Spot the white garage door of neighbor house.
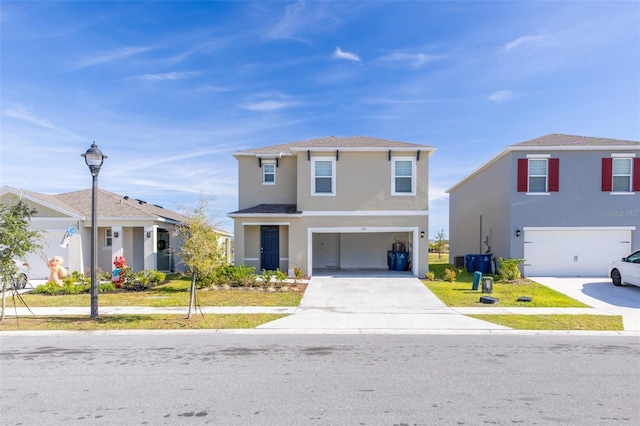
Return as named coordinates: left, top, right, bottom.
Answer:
left=523, top=229, right=631, bottom=277
left=24, top=231, right=70, bottom=280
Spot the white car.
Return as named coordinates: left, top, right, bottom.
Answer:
left=609, top=250, right=640, bottom=287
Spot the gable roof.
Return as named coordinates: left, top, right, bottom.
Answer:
left=55, top=189, right=189, bottom=223
left=233, top=135, right=436, bottom=157
left=446, top=133, right=640, bottom=193
left=1, top=186, right=86, bottom=218
left=1, top=186, right=185, bottom=223
left=511, top=133, right=640, bottom=147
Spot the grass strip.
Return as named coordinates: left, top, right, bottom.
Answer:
left=0, top=314, right=288, bottom=331
left=468, top=314, right=624, bottom=330
left=425, top=263, right=589, bottom=308
left=16, top=285, right=304, bottom=307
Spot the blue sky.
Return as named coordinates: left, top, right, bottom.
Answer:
left=1, top=1, right=639, bottom=237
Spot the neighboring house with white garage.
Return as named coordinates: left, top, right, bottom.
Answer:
left=447, top=134, right=640, bottom=277
left=0, top=186, right=232, bottom=280
left=228, top=136, right=435, bottom=278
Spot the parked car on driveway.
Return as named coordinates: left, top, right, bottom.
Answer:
left=609, top=250, right=640, bottom=287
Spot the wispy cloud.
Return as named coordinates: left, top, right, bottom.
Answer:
left=69, top=46, right=154, bottom=70
left=488, top=90, right=517, bottom=103
left=333, top=46, right=361, bottom=62
left=265, top=1, right=336, bottom=43
left=2, top=106, right=82, bottom=138
left=241, top=92, right=299, bottom=111
left=503, top=35, right=545, bottom=53
left=134, top=71, right=201, bottom=81
left=380, top=52, right=433, bottom=68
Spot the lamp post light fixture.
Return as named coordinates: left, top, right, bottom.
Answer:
left=82, top=142, right=107, bottom=318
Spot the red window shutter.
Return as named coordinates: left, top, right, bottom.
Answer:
left=601, top=158, right=612, bottom=192
left=548, top=158, right=559, bottom=192
left=517, top=159, right=528, bottom=192
left=634, top=158, right=640, bottom=191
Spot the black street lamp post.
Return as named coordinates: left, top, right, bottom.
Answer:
left=82, top=142, right=107, bottom=318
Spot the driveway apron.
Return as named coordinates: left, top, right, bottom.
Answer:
left=258, top=272, right=508, bottom=331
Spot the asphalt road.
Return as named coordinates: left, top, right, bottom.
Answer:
left=1, top=333, right=639, bottom=425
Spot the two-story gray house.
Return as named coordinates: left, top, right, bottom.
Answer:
left=447, top=134, right=640, bottom=277
left=228, top=136, right=435, bottom=278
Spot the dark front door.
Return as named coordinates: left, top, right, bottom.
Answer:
left=261, top=226, right=279, bottom=271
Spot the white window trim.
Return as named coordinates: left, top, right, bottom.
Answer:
left=611, top=157, right=633, bottom=193
left=527, top=158, right=548, bottom=193
left=311, top=157, right=336, bottom=196
left=262, top=161, right=276, bottom=185
left=104, top=228, right=113, bottom=247
left=391, top=156, right=416, bottom=196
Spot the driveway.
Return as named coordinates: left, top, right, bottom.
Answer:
left=530, top=277, right=640, bottom=331
left=258, top=271, right=509, bottom=331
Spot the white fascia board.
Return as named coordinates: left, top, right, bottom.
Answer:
left=523, top=226, right=636, bottom=231
left=232, top=152, right=293, bottom=158
left=290, top=146, right=436, bottom=154
left=302, top=210, right=427, bottom=216
left=228, top=213, right=303, bottom=218
left=1, top=189, right=85, bottom=219
left=241, top=222, right=291, bottom=226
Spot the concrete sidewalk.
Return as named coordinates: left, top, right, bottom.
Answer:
left=3, top=275, right=638, bottom=333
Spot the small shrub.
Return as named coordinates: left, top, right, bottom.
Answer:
left=261, top=269, right=275, bottom=287
left=442, top=268, right=457, bottom=282
left=498, top=257, right=524, bottom=281
left=425, top=271, right=435, bottom=281
left=275, top=269, right=287, bottom=286
left=293, top=267, right=304, bottom=283
left=98, top=282, right=115, bottom=292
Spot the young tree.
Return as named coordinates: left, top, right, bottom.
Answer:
left=433, top=229, right=448, bottom=261
left=173, top=195, right=226, bottom=319
left=0, top=200, right=44, bottom=321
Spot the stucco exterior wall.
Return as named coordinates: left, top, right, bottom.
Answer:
left=237, top=156, right=297, bottom=209
left=510, top=149, right=640, bottom=258
left=449, top=155, right=512, bottom=261
left=296, top=151, right=428, bottom=212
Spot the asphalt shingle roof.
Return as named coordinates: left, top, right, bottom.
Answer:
left=235, top=135, right=434, bottom=156
left=229, top=204, right=300, bottom=215
left=512, top=133, right=640, bottom=147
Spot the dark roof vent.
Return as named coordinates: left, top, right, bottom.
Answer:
left=154, top=204, right=163, bottom=209
left=124, top=196, right=129, bottom=200
left=137, top=199, right=146, bottom=204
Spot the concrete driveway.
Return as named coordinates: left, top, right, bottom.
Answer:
left=530, top=277, right=640, bottom=331
left=258, top=271, right=509, bottom=331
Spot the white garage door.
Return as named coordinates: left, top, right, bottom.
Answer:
left=24, top=230, right=70, bottom=280
left=523, top=228, right=631, bottom=277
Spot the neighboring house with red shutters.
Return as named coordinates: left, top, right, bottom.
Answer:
left=447, top=134, right=640, bottom=277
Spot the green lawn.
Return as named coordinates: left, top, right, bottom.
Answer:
left=0, top=314, right=287, bottom=331
left=13, top=276, right=304, bottom=308
left=468, top=314, right=624, bottom=331
left=424, top=263, right=589, bottom=308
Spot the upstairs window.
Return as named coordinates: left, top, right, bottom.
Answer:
left=263, top=162, right=275, bottom=185
left=392, top=158, right=416, bottom=195
left=528, top=159, right=547, bottom=192
left=312, top=158, right=335, bottom=195
left=603, top=156, right=639, bottom=192
left=517, top=157, right=559, bottom=193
